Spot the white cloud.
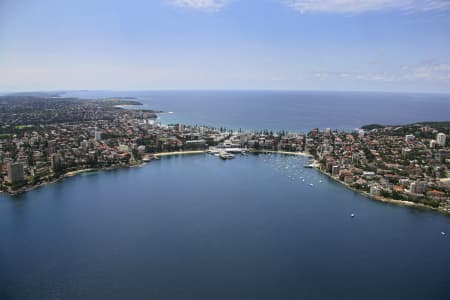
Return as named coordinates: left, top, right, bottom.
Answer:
left=283, top=0, right=450, bottom=14
left=313, top=71, right=397, bottom=82
left=403, top=63, right=450, bottom=80
left=312, top=63, right=450, bottom=82
left=167, top=0, right=230, bottom=11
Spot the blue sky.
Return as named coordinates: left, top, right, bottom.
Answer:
left=1, top=0, right=450, bottom=92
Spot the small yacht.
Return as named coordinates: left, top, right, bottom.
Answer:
left=309, top=183, right=314, bottom=187
left=219, top=152, right=235, bottom=160
left=441, top=232, right=446, bottom=236
left=351, top=213, right=355, bottom=218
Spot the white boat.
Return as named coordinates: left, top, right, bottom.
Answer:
left=207, top=149, right=221, bottom=155
left=351, top=213, right=355, bottom=218
left=441, top=232, right=446, bottom=236
left=219, top=152, right=235, bottom=160
left=309, top=183, right=314, bottom=187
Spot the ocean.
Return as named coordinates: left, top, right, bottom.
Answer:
left=64, top=90, right=450, bottom=132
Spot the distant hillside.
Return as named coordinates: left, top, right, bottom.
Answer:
left=362, top=121, right=450, bottom=131
left=6, top=91, right=63, bottom=98
left=361, top=124, right=386, bottom=130
left=415, top=121, right=450, bottom=128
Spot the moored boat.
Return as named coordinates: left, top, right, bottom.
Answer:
left=219, top=152, right=235, bottom=160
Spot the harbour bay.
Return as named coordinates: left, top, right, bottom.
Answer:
left=1, top=154, right=449, bottom=299
left=1, top=91, right=450, bottom=299
left=3, top=0, right=450, bottom=298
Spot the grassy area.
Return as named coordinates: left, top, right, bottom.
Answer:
left=14, top=125, right=33, bottom=129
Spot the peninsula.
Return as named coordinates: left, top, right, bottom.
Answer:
left=0, top=95, right=448, bottom=214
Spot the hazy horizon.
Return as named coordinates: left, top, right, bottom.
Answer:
left=2, top=89, right=450, bottom=96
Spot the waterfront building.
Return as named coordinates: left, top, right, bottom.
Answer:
left=436, top=133, right=446, bottom=147
left=370, top=185, right=381, bottom=196
left=344, top=175, right=355, bottom=184
left=326, top=160, right=335, bottom=173
left=137, top=145, right=146, bottom=153
left=6, top=162, right=24, bottom=184
left=409, top=181, right=427, bottom=194
left=332, top=165, right=340, bottom=177
left=50, top=154, right=62, bottom=171
left=34, top=161, right=50, bottom=177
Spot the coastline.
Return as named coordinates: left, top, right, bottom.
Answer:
left=314, top=165, right=450, bottom=215
left=251, top=150, right=313, bottom=157
left=154, top=150, right=206, bottom=157
left=1, top=150, right=448, bottom=216
left=1, top=163, right=146, bottom=197
left=0, top=151, right=208, bottom=197
left=0, top=150, right=305, bottom=197
left=64, top=168, right=96, bottom=177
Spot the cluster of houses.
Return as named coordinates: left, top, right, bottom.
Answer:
left=1, top=101, right=449, bottom=212
left=310, top=125, right=449, bottom=209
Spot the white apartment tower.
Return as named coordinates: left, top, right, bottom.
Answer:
left=436, top=133, right=446, bottom=147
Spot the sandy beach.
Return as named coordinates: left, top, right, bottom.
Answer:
left=154, top=151, right=206, bottom=157
left=251, top=150, right=313, bottom=157
left=64, top=168, right=96, bottom=177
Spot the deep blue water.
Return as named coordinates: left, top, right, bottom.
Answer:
left=64, top=90, right=450, bottom=132
left=1, top=154, right=450, bottom=299
left=2, top=91, right=450, bottom=298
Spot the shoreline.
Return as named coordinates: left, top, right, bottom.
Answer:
left=64, top=168, right=96, bottom=177
left=314, top=165, right=450, bottom=215
left=0, top=150, right=307, bottom=197
left=154, top=150, right=206, bottom=157
left=251, top=150, right=313, bottom=157
left=0, top=152, right=209, bottom=196
left=2, top=151, right=449, bottom=215
left=1, top=163, right=146, bottom=197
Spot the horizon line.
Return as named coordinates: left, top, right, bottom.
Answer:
left=2, top=88, right=450, bottom=96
